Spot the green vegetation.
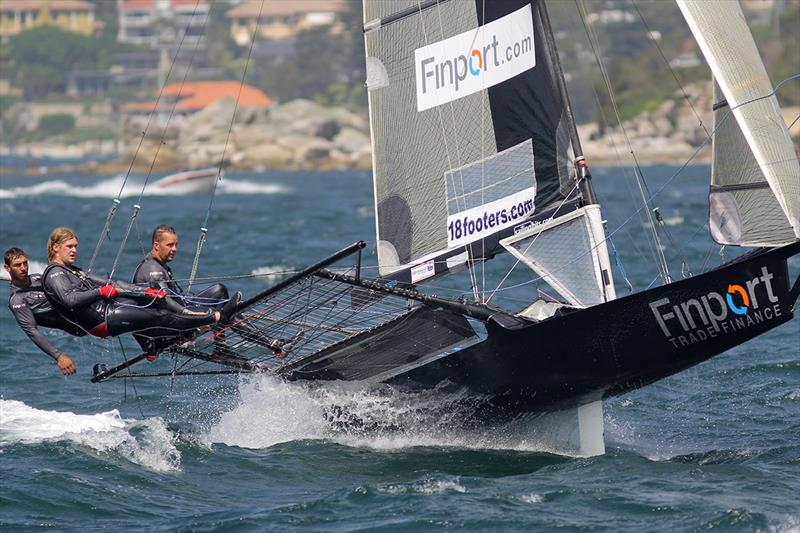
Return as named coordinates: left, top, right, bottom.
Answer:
left=61, top=126, right=116, bottom=145
left=556, top=0, right=799, bottom=123
left=247, top=3, right=366, bottom=108
left=6, top=26, right=139, bottom=99
left=37, top=114, right=75, bottom=136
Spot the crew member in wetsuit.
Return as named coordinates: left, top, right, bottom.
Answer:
left=132, top=225, right=297, bottom=355
left=5, top=247, right=81, bottom=376
left=41, top=227, right=240, bottom=345
left=132, top=224, right=228, bottom=307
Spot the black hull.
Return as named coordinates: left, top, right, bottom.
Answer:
left=287, top=242, right=799, bottom=419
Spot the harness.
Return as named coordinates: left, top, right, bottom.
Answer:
left=41, top=263, right=109, bottom=338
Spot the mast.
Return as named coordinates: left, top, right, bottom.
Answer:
left=537, top=0, right=596, bottom=206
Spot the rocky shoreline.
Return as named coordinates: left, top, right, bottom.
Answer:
left=3, top=89, right=798, bottom=176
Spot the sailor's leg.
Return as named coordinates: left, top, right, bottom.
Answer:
left=105, top=302, right=216, bottom=338
left=193, top=283, right=229, bottom=308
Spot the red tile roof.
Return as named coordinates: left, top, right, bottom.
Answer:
left=121, top=81, right=272, bottom=113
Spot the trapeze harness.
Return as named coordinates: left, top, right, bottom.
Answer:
left=132, top=253, right=229, bottom=307
left=41, top=263, right=217, bottom=340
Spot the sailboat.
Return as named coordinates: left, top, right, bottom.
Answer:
left=92, top=0, right=799, bottom=456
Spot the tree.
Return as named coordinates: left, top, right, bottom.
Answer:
left=7, top=26, right=139, bottom=99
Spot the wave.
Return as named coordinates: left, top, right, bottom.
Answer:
left=0, top=175, right=287, bottom=199
left=0, top=399, right=180, bottom=472
left=204, top=375, right=585, bottom=455
left=249, top=264, right=295, bottom=283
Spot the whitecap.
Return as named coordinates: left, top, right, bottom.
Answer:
left=0, top=176, right=286, bottom=199
left=250, top=265, right=295, bottom=283
left=0, top=399, right=180, bottom=472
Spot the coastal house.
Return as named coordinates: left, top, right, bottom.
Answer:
left=121, top=80, right=273, bottom=118
left=0, top=0, right=96, bottom=43
left=225, top=0, right=348, bottom=47
left=117, top=0, right=208, bottom=50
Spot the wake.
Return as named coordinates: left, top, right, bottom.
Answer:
left=0, top=175, right=286, bottom=199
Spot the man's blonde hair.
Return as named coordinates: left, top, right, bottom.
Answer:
left=47, top=227, right=77, bottom=263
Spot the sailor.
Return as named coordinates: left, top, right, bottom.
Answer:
left=5, top=247, right=82, bottom=376
left=132, top=224, right=229, bottom=307
left=132, top=224, right=297, bottom=355
left=41, top=227, right=240, bottom=346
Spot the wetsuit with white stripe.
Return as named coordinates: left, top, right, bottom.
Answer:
left=8, top=274, right=84, bottom=361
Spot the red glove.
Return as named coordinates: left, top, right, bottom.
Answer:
left=99, top=284, right=119, bottom=299
left=145, top=287, right=167, bottom=299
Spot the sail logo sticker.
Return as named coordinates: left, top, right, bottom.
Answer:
left=414, top=5, right=535, bottom=112
left=447, top=187, right=536, bottom=248
left=410, top=259, right=436, bottom=284
left=649, top=267, right=781, bottom=348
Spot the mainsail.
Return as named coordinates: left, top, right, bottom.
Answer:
left=678, top=0, right=800, bottom=246
left=363, top=0, right=588, bottom=281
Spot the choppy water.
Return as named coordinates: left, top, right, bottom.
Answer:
left=1, top=166, right=798, bottom=531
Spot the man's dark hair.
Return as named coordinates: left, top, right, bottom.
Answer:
left=4, top=247, right=26, bottom=265
left=152, top=225, right=178, bottom=245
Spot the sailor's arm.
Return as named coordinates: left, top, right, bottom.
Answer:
left=9, top=300, right=75, bottom=374
left=85, top=272, right=138, bottom=293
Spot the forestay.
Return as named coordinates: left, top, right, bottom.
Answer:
left=678, top=0, right=800, bottom=246
left=363, top=0, right=585, bottom=279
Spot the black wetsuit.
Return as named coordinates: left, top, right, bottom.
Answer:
left=132, top=253, right=228, bottom=306
left=42, top=263, right=217, bottom=340
left=131, top=255, right=279, bottom=353
left=8, top=274, right=85, bottom=361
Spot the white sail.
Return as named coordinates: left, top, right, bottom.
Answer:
left=709, top=80, right=797, bottom=245
left=678, top=0, right=800, bottom=245
left=500, top=205, right=615, bottom=307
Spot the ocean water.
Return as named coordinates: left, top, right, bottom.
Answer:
left=1, top=166, right=798, bottom=531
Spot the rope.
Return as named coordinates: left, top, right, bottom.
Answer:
left=188, top=0, right=265, bottom=291
left=472, top=75, right=800, bottom=298
left=576, top=0, right=671, bottom=284
left=630, top=0, right=711, bottom=139
left=88, top=0, right=207, bottom=274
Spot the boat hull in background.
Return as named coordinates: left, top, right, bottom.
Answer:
left=152, top=168, right=218, bottom=194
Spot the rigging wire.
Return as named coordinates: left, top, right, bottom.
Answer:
left=187, top=0, right=264, bottom=293
left=117, top=337, right=145, bottom=418
left=106, top=4, right=210, bottom=281
left=429, top=0, right=481, bottom=301
left=575, top=0, right=672, bottom=284
left=88, top=0, right=206, bottom=274
left=630, top=0, right=711, bottom=139
left=478, top=74, right=800, bottom=298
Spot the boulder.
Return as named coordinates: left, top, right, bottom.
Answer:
left=333, top=127, right=370, bottom=154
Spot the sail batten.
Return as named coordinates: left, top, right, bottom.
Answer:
left=678, top=0, right=800, bottom=245
left=364, top=0, right=588, bottom=277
